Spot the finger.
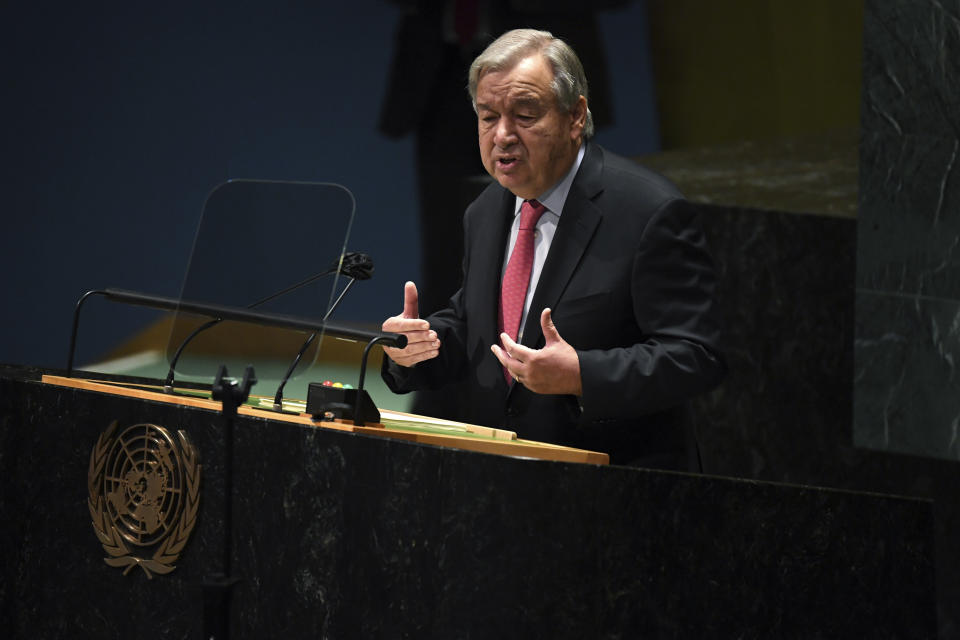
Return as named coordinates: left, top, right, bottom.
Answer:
left=385, top=338, right=439, bottom=359
left=396, top=329, right=437, bottom=345
left=382, top=316, right=431, bottom=333
left=411, top=349, right=440, bottom=364
left=385, top=346, right=440, bottom=367
left=490, top=344, right=518, bottom=374
left=402, top=281, right=419, bottom=319
left=540, top=308, right=562, bottom=344
left=499, top=332, right=533, bottom=362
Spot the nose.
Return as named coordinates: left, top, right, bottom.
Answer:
left=494, top=116, right=518, bottom=149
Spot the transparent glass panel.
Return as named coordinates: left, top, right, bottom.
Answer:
left=164, top=180, right=353, bottom=392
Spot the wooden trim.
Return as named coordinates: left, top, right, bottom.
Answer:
left=40, top=375, right=609, bottom=465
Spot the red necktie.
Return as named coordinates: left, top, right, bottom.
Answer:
left=499, top=199, right=546, bottom=380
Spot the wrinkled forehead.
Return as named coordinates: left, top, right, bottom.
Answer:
left=479, top=52, right=553, bottom=78
left=475, top=55, right=556, bottom=102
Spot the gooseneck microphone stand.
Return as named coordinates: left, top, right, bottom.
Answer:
left=163, top=252, right=371, bottom=393
left=272, top=254, right=374, bottom=410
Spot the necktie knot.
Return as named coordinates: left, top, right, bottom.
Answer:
left=519, top=200, right=546, bottom=230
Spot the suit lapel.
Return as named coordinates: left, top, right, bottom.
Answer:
left=521, top=144, right=605, bottom=349
left=473, top=187, right=515, bottom=345
left=470, top=188, right=515, bottom=396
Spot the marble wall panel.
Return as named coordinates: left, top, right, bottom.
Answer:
left=696, top=207, right=856, bottom=482
left=854, top=290, right=960, bottom=459
left=861, top=0, right=960, bottom=139
left=853, top=2, right=960, bottom=630
left=856, top=0, right=960, bottom=467
left=857, top=131, right=960, bottom=297
left=594, top=466, right=936, bottom=638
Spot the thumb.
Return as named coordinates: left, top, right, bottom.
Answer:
left=402, top=281, right=420, bottom=319
left=541, top=308, right=562, bottom=344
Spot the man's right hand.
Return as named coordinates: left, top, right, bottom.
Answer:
left=381, top=281, right=441, bottom=367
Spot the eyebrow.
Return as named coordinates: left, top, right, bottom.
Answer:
left=513, top=97, right=542, bottom=109
left=476, top=97, right=543, bottom=113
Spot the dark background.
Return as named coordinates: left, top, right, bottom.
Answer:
left=0, top=0, right=657, bottom=368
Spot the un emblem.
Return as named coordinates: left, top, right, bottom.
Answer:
left=88, top=421, right=201, bottom=578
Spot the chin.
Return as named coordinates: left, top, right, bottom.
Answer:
left=495, top=170, right=524, bottom=188
left=498, top=179, right=528, bottom=197
left=493, top=173, right=514, bottom=189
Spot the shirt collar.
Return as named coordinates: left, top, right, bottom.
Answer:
left=513, top=142, right=587, bottom=217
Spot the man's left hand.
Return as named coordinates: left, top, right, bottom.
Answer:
left=491, top=308, right=583, bottom=396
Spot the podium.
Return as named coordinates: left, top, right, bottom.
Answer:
left=0, top=365, right=936, bottom=638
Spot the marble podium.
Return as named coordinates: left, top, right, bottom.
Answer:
left=0, top=365, right=935, bottom=638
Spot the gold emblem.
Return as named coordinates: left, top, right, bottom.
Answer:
left=88, top=421, right=201, bottom=578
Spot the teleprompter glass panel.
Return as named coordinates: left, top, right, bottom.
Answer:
left=165, top=180, right=354, bottom=388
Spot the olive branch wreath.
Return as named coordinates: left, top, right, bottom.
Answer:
left=88, top=422, right=201, bottom=579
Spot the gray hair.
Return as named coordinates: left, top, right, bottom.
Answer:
left=468, top=29, right=594, bottom=140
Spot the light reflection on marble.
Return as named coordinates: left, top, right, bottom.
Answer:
left=637, top=130, right=859, bottom=219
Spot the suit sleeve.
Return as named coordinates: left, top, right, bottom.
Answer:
left=576, top=198, right=726, bottom=422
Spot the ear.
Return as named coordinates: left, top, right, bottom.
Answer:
left=569, top=95, right=587, bottom=139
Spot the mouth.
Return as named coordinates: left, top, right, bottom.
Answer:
left=496, top=156, right=519, bottom=170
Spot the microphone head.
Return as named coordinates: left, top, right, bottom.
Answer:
left=339, top=251, right=374, bottom=281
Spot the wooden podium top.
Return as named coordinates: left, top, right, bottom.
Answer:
left=41, top=375, right=609, bottom=465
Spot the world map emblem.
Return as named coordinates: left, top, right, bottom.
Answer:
left=88, top=421, right=201, bottom=578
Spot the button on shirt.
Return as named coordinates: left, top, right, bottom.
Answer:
left=501, top=143, right=587, bottom=341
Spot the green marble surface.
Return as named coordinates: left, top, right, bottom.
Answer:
left=638, top=130, right=858, bottom=218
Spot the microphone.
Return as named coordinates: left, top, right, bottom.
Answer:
left=337, top=250, right=374, bottom=281
left=163, top=251, right=371, bottom=392
left=271, top=253, right=374, bottom=410
left=321, top=251, right=374, bottom=317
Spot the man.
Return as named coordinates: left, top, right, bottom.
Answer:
left=381, top=29, right=725, bottom=470
left=378, top=1, right=625, bottom=317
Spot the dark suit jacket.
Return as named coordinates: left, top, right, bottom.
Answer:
left=383, top=144, right=726, bottom=469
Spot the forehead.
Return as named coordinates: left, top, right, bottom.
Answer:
left=476, top=54, right=555, bottom=105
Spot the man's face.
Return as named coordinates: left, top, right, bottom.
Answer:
left=475, top=54, right=586, bottom=200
